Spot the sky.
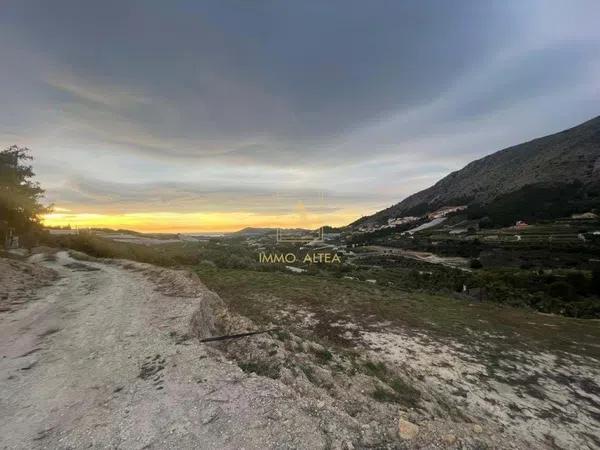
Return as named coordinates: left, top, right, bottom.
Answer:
left=1, top=1, right=600, bottom=232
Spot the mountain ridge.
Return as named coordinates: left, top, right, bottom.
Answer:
left=356, top=115, right=600, bottom=226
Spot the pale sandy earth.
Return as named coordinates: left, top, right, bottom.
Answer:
left=357, top=329, right=600, bottom=449
left=367, top=246, right=471, bottom=270
left=0, top=252, right=337, bottom=449
left=1, top=252, right=599, bottom=449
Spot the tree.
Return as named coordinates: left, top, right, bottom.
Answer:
left=0, top=146, right=49, bottom=244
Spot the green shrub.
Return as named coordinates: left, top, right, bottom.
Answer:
left=363, top=360, right=388, bottom=379
left=592, top=271, right=600, bottom=296
left=548, top=281, right=575, bottom=301
left=238, top=361, right=280, bottom=379
left=311, top=347, right=333, bottom=362
left=470, top=259, right=483, bottom=269
left=565, top=272, right=588, bottom=295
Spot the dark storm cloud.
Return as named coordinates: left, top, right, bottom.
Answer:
left=1, top=1, right=515, bottom=158
left=44, top=176, right=382, bottom=215
left=1, top=0, right=599, bottom=219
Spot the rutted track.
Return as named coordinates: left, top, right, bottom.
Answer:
left=0, top=252, right=330, bottom=449
left=3, top=251, right=598, bottom=449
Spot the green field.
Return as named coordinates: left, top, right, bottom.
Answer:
left=195, top=265, right=600, bottom=361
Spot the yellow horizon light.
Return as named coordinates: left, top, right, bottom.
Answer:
left=41, top=209, right=360, bottom=233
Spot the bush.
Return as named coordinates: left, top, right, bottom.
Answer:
left=565, top=272, right=588, bottom=295
left=238, top=361, right=280, bottom=379
left=470, top=259, right=483, bottom=269
left=592, top=270, right=600, bottom=296
left=478, top=216, right=494, bottom=229
left=548, top=281, right=575, bottom=301
left=564, top=299, right=600, bottom=318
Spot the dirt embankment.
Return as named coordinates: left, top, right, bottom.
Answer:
left=2, top=251, right=598, bottom=449
left=99, top=259, right=506, bottom=449
left=1, top=252, right=337, bottom=449
left=0, top=254, right=58, bottom=313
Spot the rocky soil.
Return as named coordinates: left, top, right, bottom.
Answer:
left=0, top=252, right=338, bottom=449
left=0, top=253, right=58, bottom=313
left=1, top=251, right=598, bottom=449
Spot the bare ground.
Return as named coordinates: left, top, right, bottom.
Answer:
left=1, top=252, right=599, bottom=449
left=0, top=252, right=349, bottom=449
left=195, top=268, right=600, bottom=449
left=0, top=254, right=58, bottom=313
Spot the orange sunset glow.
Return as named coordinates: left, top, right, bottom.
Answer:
left=41, top=209, right=363, bottom=233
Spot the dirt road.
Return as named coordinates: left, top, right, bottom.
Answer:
left=0, top=252, right=331, bottom=449
left=364, top=245, right=471, bottom=270
left=3, top=251, right=599, bottom=449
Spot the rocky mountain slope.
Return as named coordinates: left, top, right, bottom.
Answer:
left=357, top=115, right=600, bottom=225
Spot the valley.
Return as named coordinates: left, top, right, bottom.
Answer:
left=2, top=4, right=600, bottom=448
left=4, top=113, right=600, bottom=449
left=3, top=226, right=599, bottom=448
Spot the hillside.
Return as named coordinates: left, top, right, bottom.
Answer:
left=230, top=227, right=276, bottom=237
left=358, top=115, right=600, bottom=225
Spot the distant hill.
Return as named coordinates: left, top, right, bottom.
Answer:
left=356, top=115, right=600, bottom=226
left=230, top=227, right=276, bottom=237
left=231, top=226, right=338, bottom=237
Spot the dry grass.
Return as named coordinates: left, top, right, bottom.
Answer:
left=194, top=265, right=600, bottom=361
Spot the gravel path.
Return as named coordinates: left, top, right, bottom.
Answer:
left=0, top=252, right=330, bottom=449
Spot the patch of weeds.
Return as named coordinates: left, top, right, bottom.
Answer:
left=363, top=360, right=388, bottom=379
left=363, top=359, right=421, bottom=408
left=238, top=360, right=280, bottom=379
left=332, top=363, right=346, bottom=374
left=311, top=347, right=333, bottom=363
left=432, top=392, right=472, bottom=421
left=471, top=440, right=490, bottom=450
left=274, top=330, right=290, bottom=341
left=371, top=386, right=400, bottom=403
left=299, top=364, right=316, bottom=384
left=168, top=330, right=191, bottom=344
left=371, top=383, right=421, bottom=408
left=388, top=377, right=421, bottom=408
left=139, top=355, right=165, bottom=380
left=482, top=351, right=507, bottom=380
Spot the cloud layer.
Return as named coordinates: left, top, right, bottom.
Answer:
left=1, top=1, right=599, bottom=230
